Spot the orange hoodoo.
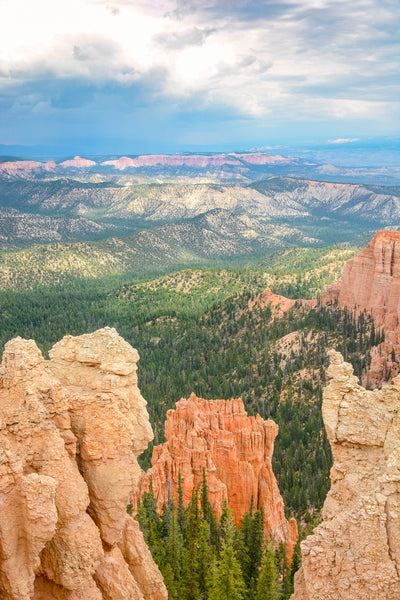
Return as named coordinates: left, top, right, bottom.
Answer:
left=133, top=393, right=297, bottom=553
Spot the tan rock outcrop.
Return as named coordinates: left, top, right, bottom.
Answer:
left=0, top=328, right=167, bottom=600
left=133, top=393, right=297, bottom=551
left=291, top=350, right=400, bottom=600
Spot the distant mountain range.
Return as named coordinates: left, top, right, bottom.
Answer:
left=0, top=175, right=398, bottom=225
left=0, top=152, right=399, bottom=185
left=0, top=156, right=398, bottom=284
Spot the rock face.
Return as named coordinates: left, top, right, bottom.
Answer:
left=322, top=230, right=400, bottom=343
left=291, top=350, right=400, bottom=600
left=133, top=393, right=297, bottom=550
left=0, top=328, right=167, bottom=600
left=322, top=230, right=400, bottom=385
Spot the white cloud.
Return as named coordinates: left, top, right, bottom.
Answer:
left=328, top=138, right=360, bottom=144
left=0, top=0, right=398, bottom=126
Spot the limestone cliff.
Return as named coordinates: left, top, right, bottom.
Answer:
left=133, top=393, right=297, bottom=550
left=291, top=350, right=400, bottom=600
left=0, top=328, right=167, bottom=600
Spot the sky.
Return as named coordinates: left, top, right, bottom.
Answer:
left=0, top=0, right=399, bottom=155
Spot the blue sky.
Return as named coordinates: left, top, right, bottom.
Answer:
left=0, top=0, right=399, bottom=155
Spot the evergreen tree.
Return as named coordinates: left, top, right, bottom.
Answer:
left=276, top=540, right=290, bottom=599
left=256, top=542, right=279, bottom=600
left=182, top=488, right=202, bottom=600
left=286, top=536, right=301, bottom=598
left=209, top=515, right=246, bottom=600
left=200, top=469, right=220, bottom=550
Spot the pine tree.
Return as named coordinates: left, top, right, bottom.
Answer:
left=209, top=515, right=246, bottom=600
left=200, top=468, right=220, bottom=550
left=276, top=540, right=290, bottom=599
left=286, top=535, right=301, bottom=597
left=177, top=470, right=186, bottom=534
left=256, top=542, right=279, bottom=600
left=182, top=488, right=202, bottom=600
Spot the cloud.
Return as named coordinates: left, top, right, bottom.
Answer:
left=73, top=40, right=119, bottom=62
left=328, top=138, right=360, bottom=144
left=0, top=0, right=398, bottom=149
left=154, top=26, right=216, bottom=50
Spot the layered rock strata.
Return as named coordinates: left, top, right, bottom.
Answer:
left=133, top=393, right=297, bottom=550
left=291, top=350, right=400, bottom=600
left=0, top=328, right=167, bottom=600
left=322, top=230, right=400, bottom=385
left=322, top=230, right=400, bottom=343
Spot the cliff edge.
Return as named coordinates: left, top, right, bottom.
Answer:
left=0, top=327, right=168, bottom=600
left=291, top=350, right=400, bottom=600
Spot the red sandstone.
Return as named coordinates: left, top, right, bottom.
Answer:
left=133, top=393, right=297, bottom=551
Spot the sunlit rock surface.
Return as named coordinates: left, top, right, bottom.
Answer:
left=291, top=350, right=400, bottom=600
left=0, top=328, right=167, bottom=600
left=133, top=393, right=297, bottom=551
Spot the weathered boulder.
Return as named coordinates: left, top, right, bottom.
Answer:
left=0, top=328, right=167, bottom=600
left=291, top=350, right=400, bottom=600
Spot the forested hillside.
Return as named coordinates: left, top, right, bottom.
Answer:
left=0, top=245, right=378, bottom=521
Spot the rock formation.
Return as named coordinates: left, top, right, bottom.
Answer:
left=59, top=156, right=96, bottom=168
left=101, top=152, right=295, bottom=169
left=133, top=393, right=297, bottom=550
left=0, top=327, right=167, bottom=600
left=291, top=350, right=400, bottom=600
left=321, top=230, right=400, bottom=385
left=322, top=230, right=400, bottom=343
left=249, top=287, right=316, bottom=317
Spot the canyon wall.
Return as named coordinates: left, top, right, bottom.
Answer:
left=291, top=350, right=400, bottom=600
left=133, top=393, right=297, bottom=550
left=322, top=229, right=400, bottom=385
left=322, top=230, right=400, bottom=343
left=0, top=327, right=167, bottom=600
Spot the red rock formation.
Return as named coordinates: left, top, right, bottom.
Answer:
left=321, top=230, right=400, bottom=385
left=59, top=156, right=96, bottom=168
left=0, top=160, right=56, bottom=176
left=133, top=393, right=297, bottom=550
left=322, top=230, right=400, bottom=342
left=101, top=152, right=299, bottom=169
left=0, top=152, right=302, bottom=173
left=0, top=328, right=167, bottom=600
left=249, top=287, right=317, bottom=318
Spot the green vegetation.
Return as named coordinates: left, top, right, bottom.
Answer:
left=0, top=246, right=381, bottom=521
left=135, top=475, right=296, bottom=600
